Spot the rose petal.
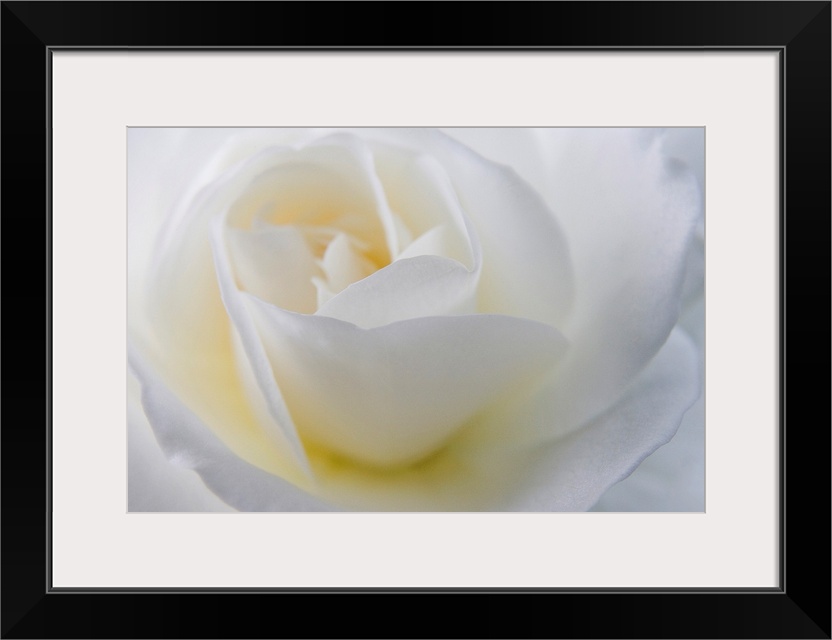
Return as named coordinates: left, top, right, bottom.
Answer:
left=310, top=133, right=408, bottom=260
left=593, top=279, right=706, bottom=511
left=130, top=141, right=305, bottom=486
left=396, top=225, right=454, bottom=261
left=317, top=232, right=378, bottom=297
left=662, top=128, right=705, bottom=311
left=227, top=226, right=320, bottom=313
left=130, top=128, right=317, bottom=296
left=313, top=141, right=484, bottom=328
left=128, top=374, right=234, bottom=512
left=522, top=129, right=701, bottom=435
left=442, top=130, right=702, bottom=434
left=222, top=145, right=389, bottom=266
left=128, top=347, right=334, bottom=512
left=315, top=255, right=478, bottom=328
left=210, top=213, right=312, bottom=474
left=356, top=128, right=576, bottom=328
left=440, top=127, right=547, bottom=197
left=590, top=390, right=705, bottom=512
left=663, top=128, right=705, bottom=190
left=368, top=143, right=477, bottom=268
left=503, top=328, right=700, bottom=511
left=139, top=136, right=410, bottom=477
left=244, top=293, right=568, bottom=468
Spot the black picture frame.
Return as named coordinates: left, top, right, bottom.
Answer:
left=2, top=2, right=829, bottom=638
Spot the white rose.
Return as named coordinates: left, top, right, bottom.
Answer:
left=128, top=127, right=703, bottom=512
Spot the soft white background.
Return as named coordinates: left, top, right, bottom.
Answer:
left=52, top=52, right=778, bottom=587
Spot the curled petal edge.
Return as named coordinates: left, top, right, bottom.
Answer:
left=504, top=327, right=701, bottom=512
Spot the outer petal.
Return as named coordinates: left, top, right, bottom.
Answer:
left=544, top=135, right=699, bottom=435
left=504, top=328, right=700, bottom=511
left=591, top=129, right=706, bottom=511
left=448, top=128, right=701, bottom=437
left=128, top=375, right=234, bottom=512
left=590, top=391, right=704, bottom=512
left=129, top=347, right=335, bottom=512
left=593, top=292, right=705, bottom=511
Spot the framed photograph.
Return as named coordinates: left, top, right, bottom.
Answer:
left=125, top=124, right=706, bottom=516
left=2, top=2, right=829, bottom=638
